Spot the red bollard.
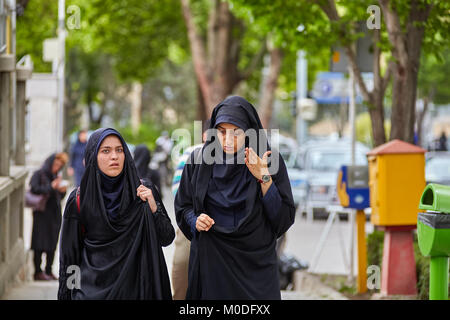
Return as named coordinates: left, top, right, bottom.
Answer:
left=380, top=226, right=417, bottom=296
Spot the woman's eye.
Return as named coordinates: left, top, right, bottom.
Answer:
left=102, top=149, right=109, bottom=154
left=117, top=148, right=123, bottom=153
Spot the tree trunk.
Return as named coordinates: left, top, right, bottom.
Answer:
left=130, top=82, right=143, bottom=136
left=259, top=47, right=283, bottom=129
left=368, top=92, right=386, bottom=146
left=196, top=80, right=207, bottom=121
left=180, top=0, right=213, bottom=111
left=379, top=0, right=432, bottom=143
left=389, top=65, right=419, bottom=143
left=181, top=0, right=266, bottom=119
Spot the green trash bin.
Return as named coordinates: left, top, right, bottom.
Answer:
left=418, top=183, right=450, bottom=300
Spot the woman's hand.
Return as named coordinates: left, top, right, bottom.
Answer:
left=244, top=147, right=271, bottom=180
left=51, top=177, right=61, bottom=190
left=137, top=184, right=158, bottom=213
left=196, top=213, right=215, bottom=232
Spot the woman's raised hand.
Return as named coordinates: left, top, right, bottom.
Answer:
left=244, top=147, right=271, bottom=180
left=137, top=184, right=158, bottom=213
left=196, top=213, right=215, bottom=232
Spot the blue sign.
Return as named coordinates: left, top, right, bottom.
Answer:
left=337, top=165, right=370, bottom=210
left=311, top=72, right=373, bottom=105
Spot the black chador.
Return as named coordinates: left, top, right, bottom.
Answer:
left=58, top=128, right=174, bottom=300
left=175, top=96, right=296, bottom=299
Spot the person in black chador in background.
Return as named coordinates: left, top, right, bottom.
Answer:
left=134, top=144, right=162, bottom=195
left=58, top=128, right=174, bottom=300
left=68, top=129, right=88, bottom=187
left=175, top=96, right=296, bottom=299
left=30, top=152, right=68, bottom=281
left=438, top=131, right=448, bottom=151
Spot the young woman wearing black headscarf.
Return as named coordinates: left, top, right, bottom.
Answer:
left=30, top=152, right=68, bottom=281
left=175, top=96, right=296, bottom=299
left=57, top=128, right=175, bottom=300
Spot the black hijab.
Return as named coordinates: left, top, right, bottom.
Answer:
left=205, top=102, right=254, bottom=227
left=201, top=95, right=273, bottom=232
left=134, top=144, right=151, bottom=179
left=75, top=127, right=172, bottom=300
left=91, top=129, right=127, bottom=220
left=41, top=153, right=57, bottom=180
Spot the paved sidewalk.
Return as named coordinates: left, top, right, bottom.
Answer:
left=3, top=281, right=58, bottom=300
left=2, top=185, right=348, bottom=300
left=3, top=280, right=343, bottom=300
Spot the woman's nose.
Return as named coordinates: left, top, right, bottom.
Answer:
left=225, top=136, right=235, bottom=147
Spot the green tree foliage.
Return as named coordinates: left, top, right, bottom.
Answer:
left=16, top=0, right=57, bottom=72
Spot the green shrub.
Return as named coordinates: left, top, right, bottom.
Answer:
left=367, top=229, right=384, bottom=268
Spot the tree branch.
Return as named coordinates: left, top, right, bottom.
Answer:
left=381, top=61, right=394, bottom=94
left=180, top=0, right=212, bottom=106
left=378, top=0, right=409, bottom=67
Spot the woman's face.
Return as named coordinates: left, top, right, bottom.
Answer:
left=51, top=158, right=64, bottom=174
left=97, top=135, right=125, bottom=177
left=216, top=122, right=245, bottom=154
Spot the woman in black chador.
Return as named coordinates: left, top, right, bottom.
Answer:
left=30, top=152, right=68, bottom=281
left=58, top=128, right=175, bottom=300
left=175, top=96, right=296, bottom=299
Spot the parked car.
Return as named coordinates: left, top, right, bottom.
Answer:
left=268, top=132, right=308, bottom=210
left=280, top=148, right=308, bottom=210
left=425, top=151, right=450, bottom=185
left=297, top=138, right=370, bottom=219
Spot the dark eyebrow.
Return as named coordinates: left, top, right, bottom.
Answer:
left=216, top=125, right=240, bottom=131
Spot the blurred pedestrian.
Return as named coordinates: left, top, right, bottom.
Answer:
left=154, top=131, right=174, bottom=187
left=134, top=144, right=162, bottom=194
left=30, top=152, right=69, bottom=281
left=171, top=118, right=210, bottom=300
left=58, top=128, right=174, bottom=300
left=68, top=130, right=88, bottom=187
left=439, top=131, right=448, bottom=151
left=175, top=96, right=295, bottom=299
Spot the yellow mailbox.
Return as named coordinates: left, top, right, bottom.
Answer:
left=367, top=139, right=426, bottom=226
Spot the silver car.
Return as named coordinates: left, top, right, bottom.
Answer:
left=280, top=149, right=308, bottom=210
left=297, top=138, right=370, bottom=219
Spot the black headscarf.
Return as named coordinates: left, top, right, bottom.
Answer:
left=204, top=102, right=255, bottom=229
left=74, top=127, right=172, bottom=300
left=200, top=95, right=273, bottom=233
left=90, top=129, right=127, bottom=220
left=41, top=153, right=57, bottom=181
left=134, top=144, right=152, bottom=179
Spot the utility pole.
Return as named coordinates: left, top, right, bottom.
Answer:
left=57, top=0, right=65, bottom=152
left=348, top=64, right=358, bottom=285
left=296, top=50, right=307, bottom=145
